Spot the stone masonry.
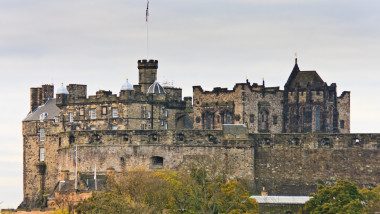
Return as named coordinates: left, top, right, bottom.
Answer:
left=20, top=58, right=379, bottom=210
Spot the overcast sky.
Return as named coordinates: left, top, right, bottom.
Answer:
left=1, top=0, right=380, bottom=208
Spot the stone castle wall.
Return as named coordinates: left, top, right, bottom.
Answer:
left=251, top=133, right=380, bottom=195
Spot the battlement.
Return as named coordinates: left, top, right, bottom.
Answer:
left=138, top=59, right=158, bottom=69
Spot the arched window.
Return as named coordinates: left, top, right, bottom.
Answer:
left=315, top=107, right=320, bottom=131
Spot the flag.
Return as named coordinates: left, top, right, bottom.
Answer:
left=146, top=0, right=149, bottom=22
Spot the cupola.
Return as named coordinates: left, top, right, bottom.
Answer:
left=121, top=79, right=134, bottom=91
left=56, top=83, right=69, bottom=94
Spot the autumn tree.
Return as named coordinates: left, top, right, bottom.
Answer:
left=75, top=166, right=259, bottom=214
left=305, top=180, right=380, bottom=214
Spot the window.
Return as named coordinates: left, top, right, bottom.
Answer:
left=151, top=156, right=163, bottom=168
left=79, top=108, right=85, bottom=116
left=142, top=107, right=147, bottom=118
left=147, top=112, right=151, bottom=119
left=69, top=112, right=73, bottom=122
left=340, top=120, right=345, bottom=129
left=273, top=115, right=278, bottom=125
left=40, top=129, right=45, bottom=141
left=165, top=110, right=168, bottom=117
left=112, top=108, right=118, bottom=118
left=90, top=125, right=96, bottom=130
left=90, top=109, right=96, bottom=119
left=39, top=147, right=45, bottom=161
left=102, top=106, right=107, bottom=115
left=112, top=125, right=118, bottom=130
left=161, top=120, right=164, bottom=126
left=165, top=123, right=168, bottom=129
left=249, top=114, right=255, bottom=123
left=315, top=107, right=320, bottom=131
left=54, top=117, right=59, bottom=123
left=39, top=112, right=48, bottom=122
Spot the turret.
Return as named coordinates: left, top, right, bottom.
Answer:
left=138, top=59, right=158, bottom=93
left=56, top=83, right=69, bottom=107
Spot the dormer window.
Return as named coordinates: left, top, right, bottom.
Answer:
left=54, top=116, right=59, bottom=123
left=39, top=112, right=48, bottom=122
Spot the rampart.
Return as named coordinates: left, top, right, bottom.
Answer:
left=55, top=130, right=380, bottom=196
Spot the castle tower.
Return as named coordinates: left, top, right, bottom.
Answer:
left=138, top=59, right=158, bottom=93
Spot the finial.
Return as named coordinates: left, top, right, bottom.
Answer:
left=294, top=52, right=298, bottom=64
left=245, top=75, right=248, bottom=80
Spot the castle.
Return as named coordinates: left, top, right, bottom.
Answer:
left=20, top=58, right=379, bottom=209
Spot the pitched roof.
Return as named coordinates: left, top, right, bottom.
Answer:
left=289, top=71, right=325, bottom=89
left=250, top=196, right=312, bottom=204
left=23, top=99, right=60, bottom=122
left=285, top=59, right=325, bottom=90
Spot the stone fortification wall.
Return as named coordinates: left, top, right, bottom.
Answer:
left=251, top=133, right=380, bottom=195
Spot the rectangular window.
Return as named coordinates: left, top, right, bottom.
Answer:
left=80, top=108, right=85, bottom=116
left=147, top=112, right=151, bottom=118
left=40, top=129, right=45, bottom=141
left=340, top=120, right=345, bottom=129
left=161, top=120, right=164, bottom=126
left=273, top=115, right=278, bottom=125
left=165, top=123, right=168, bottom=130
left=112, top=108, right=118, bottom=118
left=90, top=109, right=96, bottom=119
left=54, top=117, right=59, bottom=123
left=249, top=114, right=255, bottom=123
left=69, top=112, right=73, bottom=122
left=165, top=110, right=168, bottom=117
left=90, top=125, right=96, bottom=130
left=102, top=106, right=107, bottom=115
left=142, top=107, right=146, bottom=118
left=39, top=147, right=45, bottom=161
left=112, top=125, right=118, bottom=130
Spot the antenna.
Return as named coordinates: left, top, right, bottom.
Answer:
left=146, top=0, right=150, bottom=59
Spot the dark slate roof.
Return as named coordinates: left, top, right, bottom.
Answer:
left=285, top=59, right=326, bottom=90
left=23, top=99, right=60, bottom=122
left=289, top=71, right=325, bottom=89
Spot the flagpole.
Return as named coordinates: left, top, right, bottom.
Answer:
left=58, top=168, right=61, bottom=191
left=146, top=0, right=149, bottom=59
left=75, top=144, right=78, bottom=190
left=94, top=164, right=97, bottom=190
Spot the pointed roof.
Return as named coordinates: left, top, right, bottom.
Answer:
left=284, top=58, right=300, bottom=89
left=147, top=80, right=166, bottom=94
left=285, top=58, right=325, bottom=90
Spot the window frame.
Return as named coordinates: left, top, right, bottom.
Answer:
left=39, top=128, right=45, bottom=141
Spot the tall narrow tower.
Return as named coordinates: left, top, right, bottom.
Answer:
left=138, top=59, right=158, bottom=93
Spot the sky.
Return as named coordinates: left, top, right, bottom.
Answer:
left=1, top=0, right=380, bottom=209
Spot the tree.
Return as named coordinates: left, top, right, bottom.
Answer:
left=305, top=180, right=380, bottom=214
left=75, top=167, right=259, bottom=214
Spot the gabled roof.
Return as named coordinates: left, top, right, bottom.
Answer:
left=23, top=99, right=60, bottom=122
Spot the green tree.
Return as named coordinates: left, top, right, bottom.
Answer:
left=305, top=180, right=380, bottom=214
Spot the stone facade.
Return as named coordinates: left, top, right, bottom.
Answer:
left=20, top=58, right=378, bottom=210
